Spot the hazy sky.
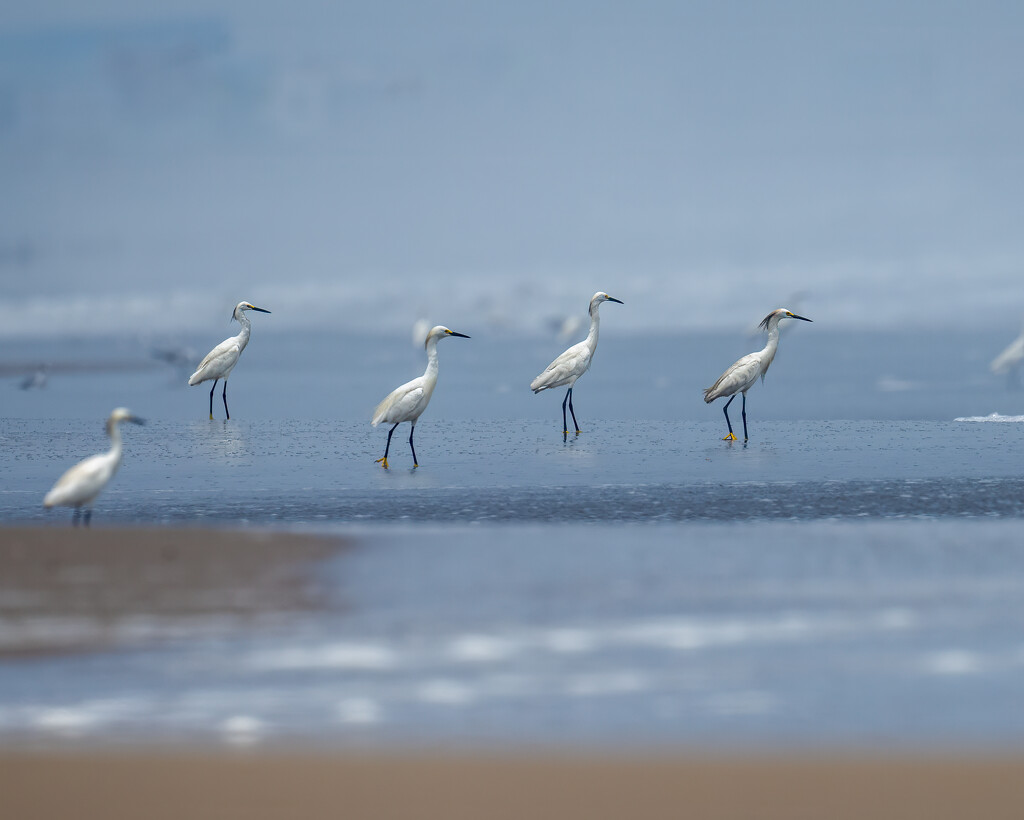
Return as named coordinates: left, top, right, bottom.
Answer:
left=2, top=1, right=1023, bottom=336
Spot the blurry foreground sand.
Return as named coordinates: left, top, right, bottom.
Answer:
left=2, top=527, right=1024, bottom=819
left=3, top=750, right=1024, bottom=820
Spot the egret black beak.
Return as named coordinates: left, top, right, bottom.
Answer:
left=789, top=313, right=812, bottom=322
left=448, top=331, right=471, bottom=338
left=130, top=417, right=146, bottom=426
left=250, top=306, right=271, bottom=314
left=607, top=296, right=624, bottom=304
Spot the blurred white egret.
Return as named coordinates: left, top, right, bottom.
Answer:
left=188, top=301, right=271, bottom=419
left=43, top=407, right=145, bottom=526
left=18, top=365, right=48, bottom=390
left=372, top=325, right=470, bottom=468
left=531, top=291, right=623, bottom=435
left=990, top=323, right=1024, bottom=389
left=704, top=308, right=812, bottom=441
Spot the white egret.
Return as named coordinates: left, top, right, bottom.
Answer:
left=704, top=308, right=812, bottom=441
left=531, top=291, right=623, bottom=435
left=372, top=325, right=470, bottom=468
left=188, top=301, right=271, bottom=419
left=43, top=407, right=145, bottom=526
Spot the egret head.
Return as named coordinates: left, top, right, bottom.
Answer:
left=233, top=301, right=272, bottom=321
left=106, top=407, right=145, bottom=433
left=589, top=292, right=624, bottom=315
left=759, top=307, right=812, bottom=331
left=425, top=326, right=471, bottom=347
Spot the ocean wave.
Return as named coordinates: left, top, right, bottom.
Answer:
left=954, top=413, right=1024, bottom=423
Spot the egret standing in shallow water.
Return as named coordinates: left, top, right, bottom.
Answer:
left=531, top=291, right=623, bottom=435
left=189, top=301, right=271, bottom=419
left=372, top=325, right=470, bottom=468
left=43, top=407, right=145, bottom=526
left=704, top=308, right=812, bottom=441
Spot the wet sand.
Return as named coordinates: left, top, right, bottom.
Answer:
left=3, top=749, right=1024, bottom=820
left=0, top=526, right=345, bottom=655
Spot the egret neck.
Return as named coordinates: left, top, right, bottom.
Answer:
left=420, top=331, right=442, bottom=402
left=757, top=316, right=782, bottom=382
left=104, top=414, right=125, bottom=471
left=232, top=305, right=254, bottom=355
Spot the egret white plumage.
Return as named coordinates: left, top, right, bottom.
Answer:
left=531, top=291, right=623, bottom=435
left=372, top=325, right=470, bottom=468
left=43, top=407, right=145, bottom=526
left=704, top=308, right=812, bottom=441
left=188, top=301, right=271, bottom=419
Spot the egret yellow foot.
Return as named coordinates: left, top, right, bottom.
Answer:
left=375, top=457, right=389, bottom=469
left=563, top=430, right=569, bottom=435
left=575, top=429, right=582, bottom=435
left=723, top=432, right=737, bottom=441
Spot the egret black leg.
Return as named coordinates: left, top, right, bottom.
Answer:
left=722, top=395, right=736, bottom=440
left=409, top=424, right=418, bottom=467
left=376, top=423, right=399, bottom=468
left=741, top=392, right=748, bottom=441
left=83, top=508, right=92, bottom=527
left=222, top=381, right=230, bottom=420
left=567, top=388, right=581, bottom=434
left=71, top=507, right=80, bottom=527
left=561, top=389, right=571, bottom=434
left=208, top=379, right=218, bottom=420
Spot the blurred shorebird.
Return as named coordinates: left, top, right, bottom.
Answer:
left=43, top=407, right=145, bottom=526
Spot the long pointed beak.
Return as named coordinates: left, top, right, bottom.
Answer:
left=789, top=313, right=812, bottom=322
left=448, top=331, right=471, bottom=338
left=607, top=296, right=624, bottom=304
left=250, top=306, right=271, bottom=314
left=130, top=417, right=146, bottom=426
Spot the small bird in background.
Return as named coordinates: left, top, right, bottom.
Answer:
left=43, top=407, right=145, bottom=526
left=189, top=301, right=271, bottom=419
left=372, top=325, right=471, bottom=469
left=531, top=291, right=623, bottom=437
left=18, top=364, right=48, bottom=390
left=704, top=308, right=812, bottom=442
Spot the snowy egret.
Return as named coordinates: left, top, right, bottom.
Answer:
left=43, top=407, right=145, bottom=526
left=188, top=301, right=271, bottom=419
left=372, top=325, right=470, bottom=468
left=531, top=291, right=623, bottom=435
left=704, top=308, right=812, bottom=441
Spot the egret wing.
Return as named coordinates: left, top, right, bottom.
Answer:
left=189, top=339, right=241, bottom=384
left=44, top=454, right=113, bottom=507
left=531, top=342, right=591, bottom=392
left=372, top=378, right=425, bottom=425
left=704, top=353, right=761, bottom=402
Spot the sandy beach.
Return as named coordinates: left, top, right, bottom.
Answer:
left=3, top=748, right=1024, bottom=820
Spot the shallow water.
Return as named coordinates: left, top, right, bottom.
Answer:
left=1, top=330, right=1024, bottom=749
